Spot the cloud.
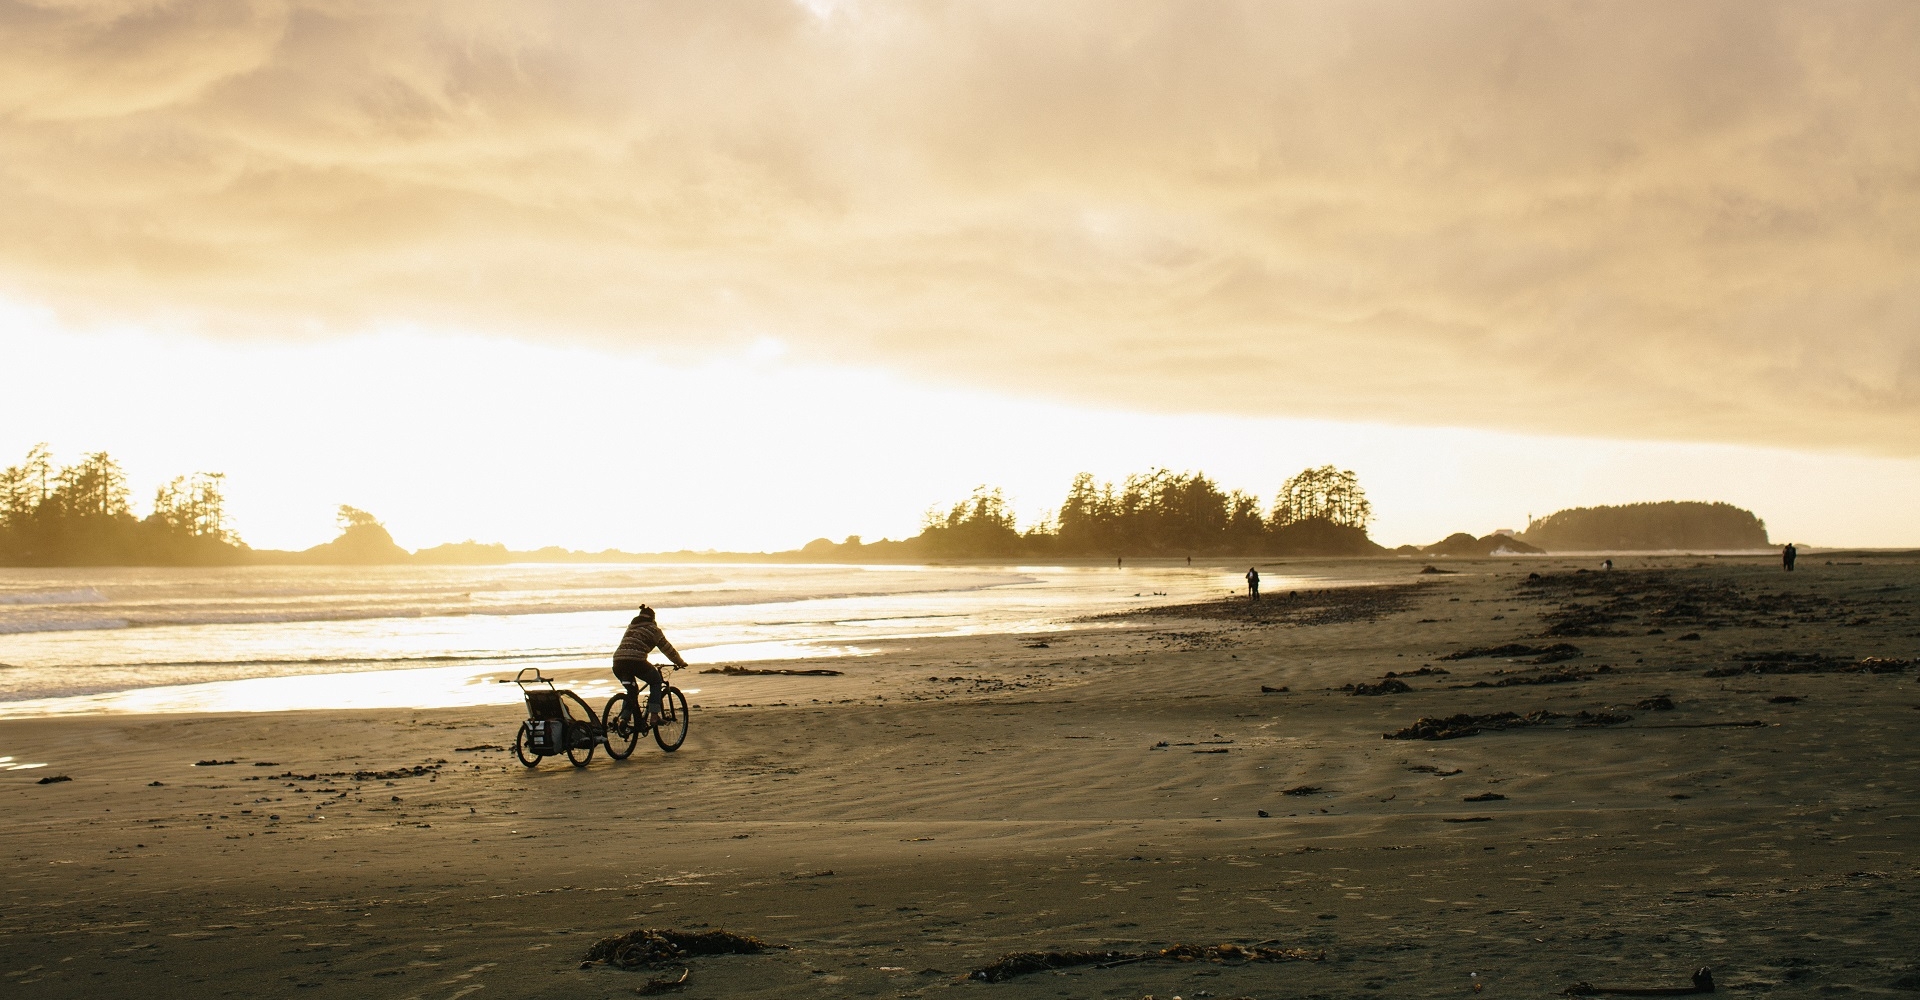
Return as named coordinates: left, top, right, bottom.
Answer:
left=2, top=0, right=1917, bottom=451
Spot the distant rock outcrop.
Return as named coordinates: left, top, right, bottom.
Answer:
left=412, top=540, right=513, bottom=564
left=1519, top=502, right=1768, bottom=552
left=1420, top=532, right=1544, bottom=557
left=1268, top=518, right=1385, bottom=556
left=291, top=506, right=411, bottom=564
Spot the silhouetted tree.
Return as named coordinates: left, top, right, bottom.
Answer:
left=919, top=486, right=1023, bottom=557
left=1057, top=472, right=1118, bottom=553
left=1272, top=465, right=1372, bottom=530
left=337, top=505, right=382, bottom=531
left=51, top=451, right=131, bottom=520
left=0, top=445, right=249, bottom=566
left=0, top=443, right=53, bottom=528
left=1223, top=489, right=1266, bottom=551
left=152, top=473, right=233, bottom=542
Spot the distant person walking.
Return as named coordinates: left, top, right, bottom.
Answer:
left=1246, top=566, right=1261, bottom=601
left=1782, top=543, right=1797, bottom=572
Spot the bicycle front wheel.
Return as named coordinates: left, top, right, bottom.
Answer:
left=602, top=692, right=640, bottom=760
left=653, top=688, right=690, bottom=752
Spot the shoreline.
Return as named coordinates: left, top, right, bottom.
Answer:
left=11, top=545, right=1896, bottom=574
left=3, top=556, right=1917, bottom=996
left=0, top=561, right=1387, bottom=717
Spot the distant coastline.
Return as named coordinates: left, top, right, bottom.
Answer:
left=5, top=445, right=1793, bottom=568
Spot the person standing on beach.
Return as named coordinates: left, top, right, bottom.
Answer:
left=1783, top=543, right=1797, bottom=572
left=613, top=604, right=687, bottom=725
left=1246, top=566, right=1260, bottom=601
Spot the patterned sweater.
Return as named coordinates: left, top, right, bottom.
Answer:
left=614, top=618, right=686, bottom=665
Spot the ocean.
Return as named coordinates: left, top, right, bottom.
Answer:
left=0, top=562, right=1325, bottom=716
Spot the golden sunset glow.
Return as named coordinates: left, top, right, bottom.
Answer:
left=7, top=7, right=1920, bottom=991
left=4, top=1, right=1918, bottom=547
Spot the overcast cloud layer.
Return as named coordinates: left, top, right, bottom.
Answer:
left=4, top=0, right=1917, bottom=452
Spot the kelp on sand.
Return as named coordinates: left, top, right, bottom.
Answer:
left=967, top=942, right=1324, bottom=982
left=582, top=928, right=778, bottom=970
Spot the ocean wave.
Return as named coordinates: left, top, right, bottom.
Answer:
left=0, top=617, right=130, bottom=634
left=0, top=579, right=1033, bottom=634
left=0, top=587, right=109, bottom=606
left=74, top=650, right=572, bottom=671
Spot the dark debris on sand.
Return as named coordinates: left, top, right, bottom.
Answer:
left=1385, top=709, right=1633, bottom=740
left=246, top=763, right=444, bottom=783
left=582, top=928, right=778, bottom=971
left=1704, top=652, right=1913, bottom=678
left=1562, top=966, right=1715, bottom=996
left=1090, top=585, right=1421, bottom=628
left=1454, top=665, right=1609, bottom=689
left=1385, top=711, right=1565, bottom=740
left=1518, top=568, right=1902, bottom=638
left=1444, top=642, right=1582, bottom=664
left=1343, top=678, right=1413, bottom=696
left=701, top=665, right=845, bottom=676
left=967, top=942, right=1324, bottom=982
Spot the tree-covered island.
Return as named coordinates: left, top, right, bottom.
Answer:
left=0, top=444, right=1778, bottom=566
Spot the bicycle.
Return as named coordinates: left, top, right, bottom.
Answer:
left=599, top=663, right=690, bottom=758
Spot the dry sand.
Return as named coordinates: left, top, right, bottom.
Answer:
left=3, top=556, right=1918, bottom=998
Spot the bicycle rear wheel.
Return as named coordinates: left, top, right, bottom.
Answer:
left=653, top=688, right=690, bottom=752
left=602, top=692, right=640, bottom=760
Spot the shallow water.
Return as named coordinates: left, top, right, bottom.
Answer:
left=0, top=562, right=1347, bottom=715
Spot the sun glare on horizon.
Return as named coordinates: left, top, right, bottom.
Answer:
left=3, top=1, right=1918, bottom=554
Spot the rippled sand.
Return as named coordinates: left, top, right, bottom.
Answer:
left=2, top=556, right=1916, bottom=997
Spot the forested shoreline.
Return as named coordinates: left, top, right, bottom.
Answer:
left=823, top=465, right=1381, bottom=559
left=1520, top=502, right=1769, bottom=551
left=2, top=444, right=1782, bottom=567
left=0, top=445, right=249, bottom=566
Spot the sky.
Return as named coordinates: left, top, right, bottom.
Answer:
left=3, top=1, right=1917, bottom=551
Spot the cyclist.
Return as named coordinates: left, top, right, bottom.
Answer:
left=612, top=604, right=687, bottom=727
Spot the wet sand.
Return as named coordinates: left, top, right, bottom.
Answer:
left=3, top=556, right=1918, bottom=997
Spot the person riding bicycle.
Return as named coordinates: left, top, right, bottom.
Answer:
left=613, top=604, right=687, bottom=727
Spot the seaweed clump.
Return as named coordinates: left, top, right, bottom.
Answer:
left=1344, top=679, right=1413, bottom=696
left=582, top=928, right=776, bottom=970
left=967, top=942, right=1324, bottom=982
left=1444, top=643, right=1582, bottom=663
left=1383, top=708, right=1636, bottom=740
left=1384, top=710, right=1565, bottom=741
left=1704, top=653, right=1912, bottom=678
left=967, top=951, right=1136, bottom=982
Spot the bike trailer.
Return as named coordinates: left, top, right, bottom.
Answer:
left=523, top=689, right=569, bottom=754
left=514, top=668, right=597, bottom=754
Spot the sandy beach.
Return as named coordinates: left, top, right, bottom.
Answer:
left=3, top=556, right=1917, bottom=998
